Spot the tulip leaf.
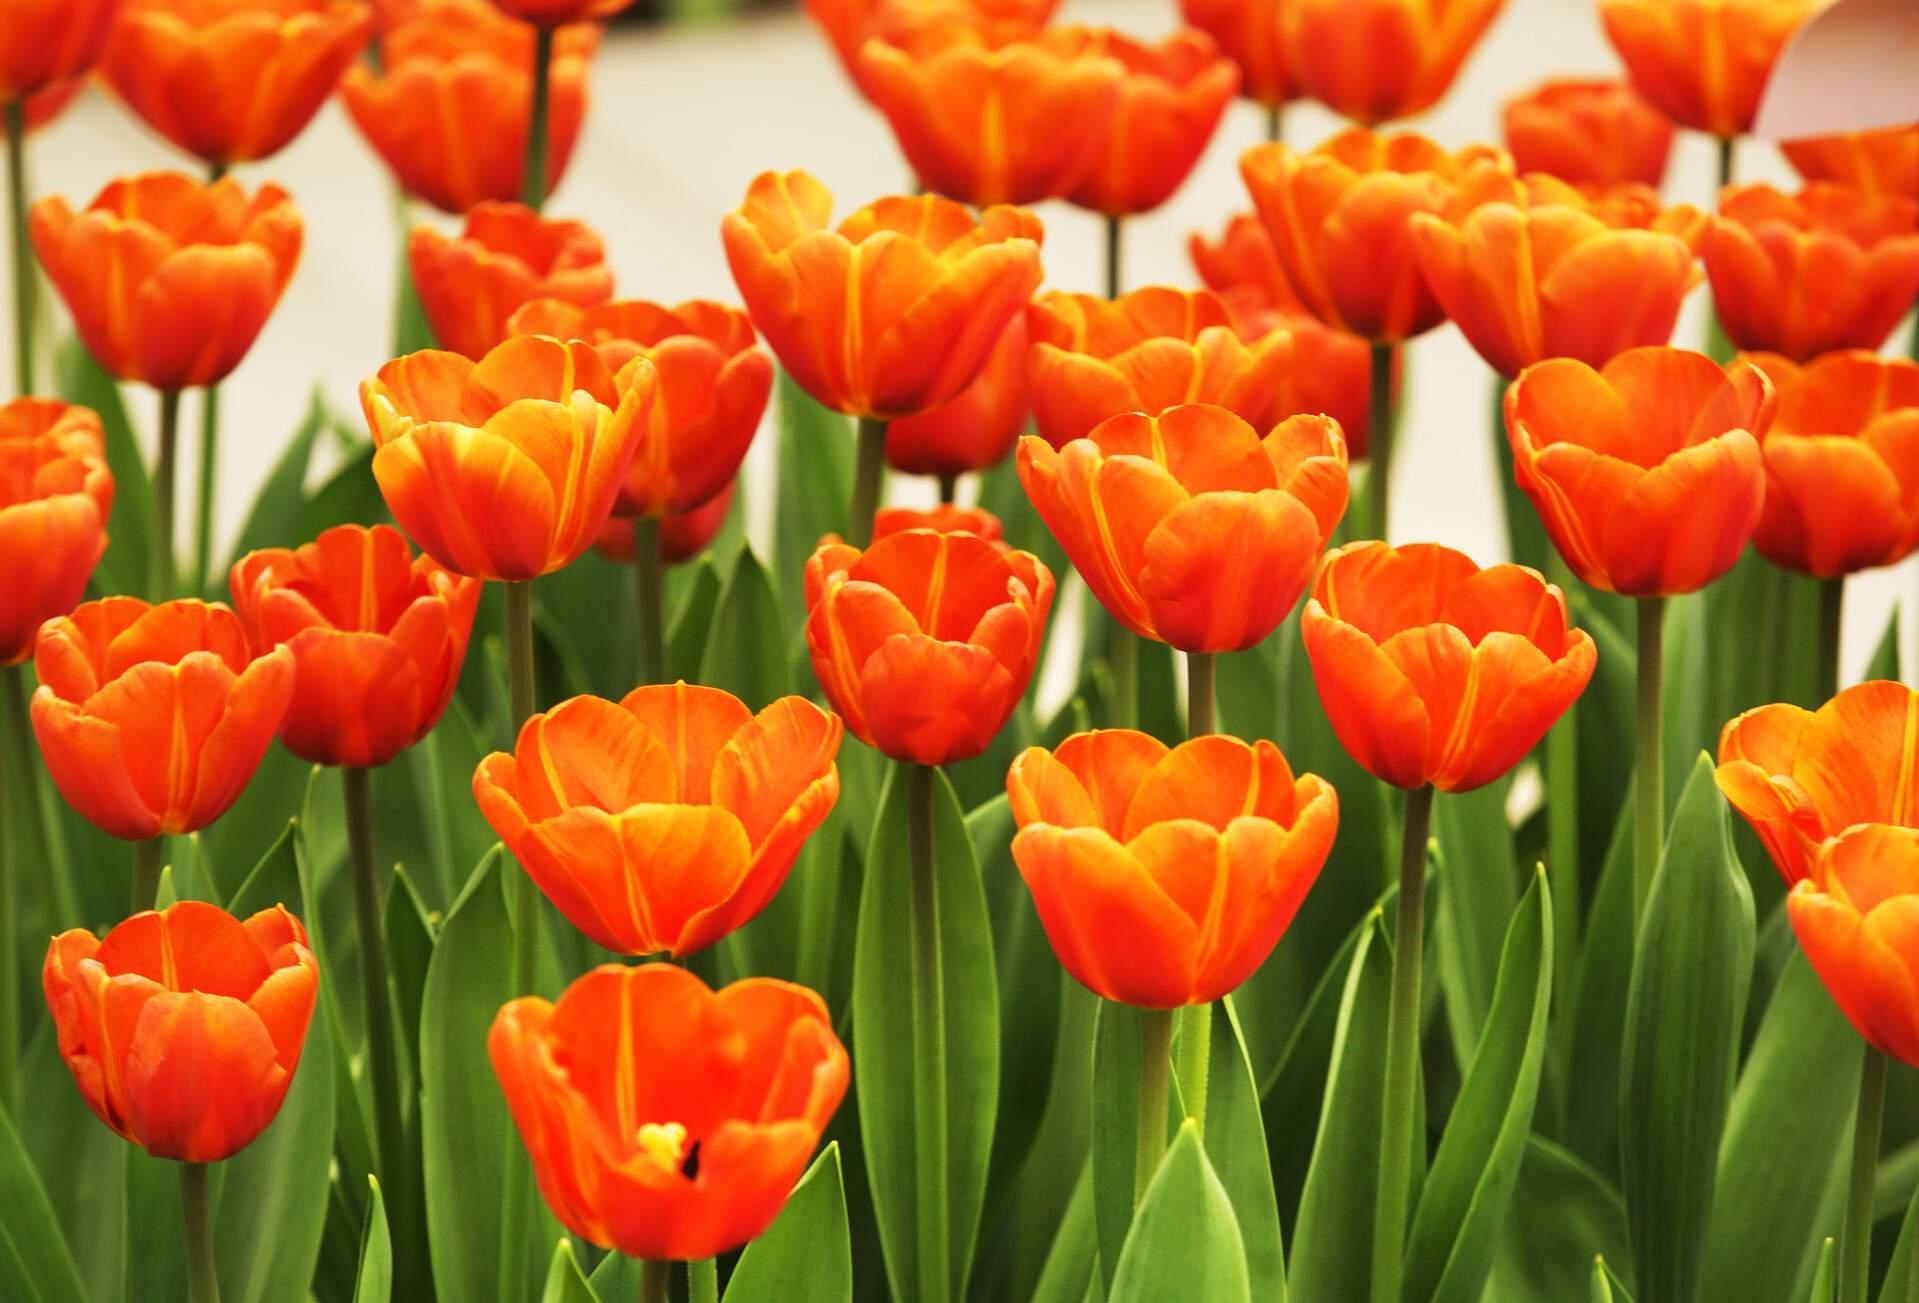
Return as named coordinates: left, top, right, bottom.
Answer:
left=419, top=848, right=557, bottom=1303
left=353, top=1177, right=391, bottom=1303
left=1659, top=595, right=1711, bottom=809
left=852, top=763, right=999, bottom=1303
left=0, top=1102, right=87, bottom=1303
left=123, top=1149, right=187, bottom=1303
left=772, top=372, right=852, bottom=616
left=1568, top=592, right=1634, bottom=889
left=1196, top=995, right=1286, bottom=1301
left=699, top=545, right=789, bottom=710
left=667, top=554, right=726, bottom=681
left=225, top=819, right=301, bottom=916
left=1807, top=1237, right=1835, bottom=1303
left=1867, top=605, right=1902, bottom=681
left=1560, top=799, right=1634, bottom=1173
left=384, top=863, right=438, bottom=1085
left=724, top=1142, right=852, bottom=1303
left=222, top=388, right=327, bottom=586
left=1876, top=1183, right=1919, bottom=1303
left=1620, top=753, right=1755, bottom=1303
left=1702, top=947, right=1858, bottom=1303
left=1592, top=1256, right=1635, bottom=1303
left=292, top=441, right=387, bottom=542
left=1108, top=1120, right=1251, bottom=1303
left=1403, top=868, right=1554, bottom=1303
left=55, top=338, right=152, bottom=599
left=1090, top=999, right=1151, bottom=1294
left=1028, top=1161, right=1097, bottom=1303
left=1432, top=777, right=1519, bottom=1067
left=1486, top=1137, right=1631, bottom=1301
left=539, top=1239, right=600, bottom=1303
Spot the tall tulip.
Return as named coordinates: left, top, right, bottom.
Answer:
left=1179, top=0, right=1291, bottom=132
left=409, top=203, right=613, bottom=360
left=883, top=313, right=1028, bottom=486
left=0, top=399, right=112, bottom=664
left=805, top=0, right=1057, bottom=89
left=1062, top=27, right=1238, bottom=218
left=1784, top=125, right=1919, bottom=203
left=1276, top=0, right=1504, bottom=126
left=1501, top=77, right=1675, bottom=189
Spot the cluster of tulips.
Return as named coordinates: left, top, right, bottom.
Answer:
left=3, top=0, right=1919, bottom=1300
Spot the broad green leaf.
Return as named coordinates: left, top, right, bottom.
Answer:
left=1487, top=1138, right=1631, bottom=1303
left=1808, top=1238, right=1834, bottom=1303
left=534, top=548, right=639, bottom=699
left=1199, top=996, right=1285, bottom=1301
left=385, top=864, right=437, bottom=1080
left=1109, top=1121, right=1251, bottom=1303
left=1876, top=1183, right=1919, bottom=1303
left=56, top=339, right=151, bottom=598
left=0, top=1103, right=87, bottom=1303
left=540, top=1240, right=600, bottom=1303
left=1029, top=1162, right=1097, bottom=1303
left=1403, top=869, right=1554, bottom=1303
left=1660, top=595, right=1711, bottom=808
left=225, top=820, right=302, bottom=915
left=724, top=1143, right=852, bottom=1303
left=1592, top=1256, right=1635, bottom=1303
left=1091, top=1000, right=1152, bottom=1294
left=1569, top=592, right=1633, bottom=887
left=20, top=1023, right=125, bottom=1302
left=772, top=373, right=852, bottom=614
left=292, top=442, right=387, bottom=542
left=699, top=546, right=789, bottom=709
left=1866, top=606, right=1901, bottom=682
left=1561, top=800, right=1633, bottom=1173
left=1432, top=778, right=1518, bottom=1066
left=223, top=388, right=326, bottom=582
left=852, top=765, right=999, bottom=1303
left=353, top=1178, right=392, bottom=1303
left=123, top=1149, right=186, bottom=1303
left=403, top=697, right=495, bottom=912
left=1620, top=754, right=1756, bottom=1303
left=667, top=554, right=726, bottom=682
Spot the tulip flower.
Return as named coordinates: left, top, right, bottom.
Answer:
left=1006, top=729, right=1338, bottom=1007
left=1, top=0, right=121, bottom=102
left=1784, top=125, right=1919, bottom=202
left=0, top=398, right=113, bottom=664
left=805, top=0, right=1057, bottom=87
left=410, top=203, right=613, bottom=361
left=1501, top=77, right=1676, bottom=189
left=474, top=684, right=840, bottom=955
left=595, top=480, right=737, bottom=565
left=874, top=503, right=1004, bottom=542
left=342, top=0, right=594, bottom=214
left=1019, top=404, right=1346, bottom=653
left=100, top=0, right=373, bottom=167
left=1599, top=0, right=1820, bottom=140
left=491, top=0, right=631, bottom=20
left=1504, top=346, right=1773, bottom=597
left=1704, top=182, right=1919, bottom=363
left=1275, top=0, right=1504, bottom=126
left=1717, top=679, right=1919, bottom=887
left=229, top=524, right=482, bottom=769
left=804, top=527, right=1052, bottom=765
left=1026, top=287, right=1293, bottom=449
left=1301, top=541, right=1596, bottom=792
left=31, top=597, right=294, bottom=841
left=490, top=962, right=849, bottom=1262
left=44, top=900, right=319, bottom=1161
left=1179, top=0, right=1289, bottom=116
left=883, top=313, right=1028, bottom=479
left=1061, top=28, right=1238, bottom=217
left=360, top=334, right=655, bottom=582
left=30, top=171, right=302, bottom=390
left=857, top=26, right=1122, bottom=207
left=722, top=171, right=1043, bottom=421
left=1789, top=823, right=1919, bottom=1070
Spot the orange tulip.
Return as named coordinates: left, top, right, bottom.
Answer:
left=722, top=171, right=1044, bottom=420
left=1276, top=0, right=1503, bottom=126
left=230, top=524, right=482, bottom=768
left=1019, top=404, right=1347, bottom=652
left=505, top=297, right=772, bottom=518
left=490, top=962, right=848, bottom=1261
left=1599, top=0, right=1819, bottom=139
left=1062, top=27, right=1238, bottom=217
left=1784, top=125, right=1919, bottom=203
left=31, top=172, right=302, bottom=390
left=1717, top=680, right=1919, bottom=887
left=490, top=0, right=631, bottom=21
left=0, top=0, right=121, bottom=102
left=1006, top=729, right=1338, bottom=1007
left=31, top=597, right=294, bottom=839
left=805, top=0, right=1057, bottom=87
left=100, top=0, right=372, bottom=167
left=474, top=683, right=841, bottom=956
left=1505, top=346, right=1773, bottom=596
left=0, top=399, right=113, bottom=665
left=1179, top=0, right=1289, bottom=110
left=1733, top=351, right=1919, bottom=578
left=1411, top=171, right=1699, bottom=378
left=1026, top=287, right=1293, bottom=449
left=857, top=25, right=1122, bottom=207
left=804, top=527, right=1052, bottom=765
left=409, top=203, right=613, bottom=361
left=360, top=335, right=655, bottom=582
left=1789, top=824, right=1919, bottom=1067
left=1240, top=127, right=1511, bottom=342
left=594, top=481, right=737, bottom=566
left=1502, top=77, right=1675, bottom=189
left=883, top=312, right=1027, bottom=477
left=1302, top=541, right=1596, bottom=791
left=44, top=900, right=319, bottom=1162
left=19, top=78, right=83, bottom=130
left=1704, top=182, right=1919, bottom=363
left=874, top=503, right=1004, bottom=542
left=342, top=0, right=593, bottom=214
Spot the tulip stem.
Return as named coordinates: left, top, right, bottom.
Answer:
left=522, top=24, right=555, bottom=212
left=133, top=836, right=164, bottom=912
left=343, top=769, right=405, bottom=1216
left=1264, top=103, right=1283, bottom=144
left=0, top=663, right=12, bottom=1111
left=1104, top=216, right=1122, bottom=299
left=850, top=417, right=886, bottom=547
left=907, top=761, right=950, bottom=1303
left=504, top=577, right=541, bottom=992
left=1175, top=1003, right=1211, bottom=1133
left=1632, top=596, right=1665, bottom=928
left=1107, top=622, right=1136, bottom=729
left=5, top=99, right=31, bottom=395
left=180, top=1162, right=222, bottom=1303
left=154, top=388, right=182, bottom=597
left=1186, top=651, right=1215, bottom=737
left=1135, top=1006, right=1174, bottom=1200
left=638, top=1259, right=671, bottom=1303
left=1818, top=576, right=1845, bottom=700
left=193, top=385, right=220, bottom=593
left=688, top=1256, right=718, bottom=1303
left=1367, top=342, right=1396, bottom=541
left=1841, top=1046, right=1889, bottom=1303
left=1717, top=135, right=1736, bottom=191
left=1371, top=782, right=1435, bottom=1303
left=938, top=472, right=958, bottom=506
left=633, top=517, right=666, bottom=684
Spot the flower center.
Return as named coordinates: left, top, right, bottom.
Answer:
left=636, top=1121, right=688, bottom=1174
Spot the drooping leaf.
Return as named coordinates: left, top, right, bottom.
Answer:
left=1108, top=1121, right=1251, bottom=1303
left=724, top=1143, right=852, bottom=1303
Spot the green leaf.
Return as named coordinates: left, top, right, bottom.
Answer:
left=222, top=389, right=326, bottom=581
left=724, top=1143, right=852, bottom=1303
left=1561, top=800, right=1634, bottom=1172
left=226, top=819, right=302, bottom=915
left=1090, top=1000, right=1151, bottom=1294
left=1620, top=753, right=1756, bottom=1303
left=667, top=555, right=726, bottom=681
left=1703, top=948, right=1858, bottom=1303
left=1807, top=1238, right=1834, bottom=1303
left=1876, top=1182, right=1919, bottom=1303
left=1592, top=1256, right=1635, bottom=1303
left=852, top=765, right=999, bottom=1303
left=1431, top=777, right=1518, bottom=1067
left=0, top=1103, right=87, bottom=1303
left=772, top=372, right=853, bottom=615
left=1109, top=1120, right=1251, bottom=1303
left=353, top=1177, right=391, bottom=1303
left=293, top=442, right=387, bottom=541
left=1029, top=1162, right=1097, bottom=1303
left=123, top=1149, right=186, bottom=1303
left=699, top=546, right=789, bottom=708
left=539, top=1240, right=600, bottom=1303
left=55, top=338, right=151, bottom=598
left=1487, top=1138, right=1631, bottom=1303
left=1866, top=606, right=1901, bottom=682
left=1403, top=869, right=1554, bottom=1303
left=385, top=864, right=437, bottom=1080
left=1200, top=996, right=1286, bottom=1301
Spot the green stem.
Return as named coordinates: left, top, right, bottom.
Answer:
left=1717, top=135, right=1736, bottom=192
left=688, top=1256, right=718, bottom=1303
left=181, top=1162, right=222, bottom=1303
left=1174, top=1003, right=1211, bottom=1133
left=133, top=836, right=164, bottom=912
left=1265, top=103, right=1283, bottom=144
left=0, top=658, right=13, bottom=1111
left=7, top=664, right=73, bottom=925
left=1841, top=1047, right=1889, bottom=1303
left=1371, top=782, right=1435, bottom=1303
left=194, top=385, right=219, bottom=592
left=1135, top=1006, right=1174, bottom=1201
left=1107, top=621, right=1137, bottom=730
left=849, top=416, right=887, bottom=548
left=5, top=99, right=31, bottom=395
left=938, top=472, right=958, bottom=506
left=1632, top=596, right=1666, bottom=928
left=521, top=25, right=555, bottom=211
left=1368, top=342, right=1397, bottom=541
left=1186, top=651, right=1215, bottom=738
left=1819, top=576, right=1845, bottom=701
left=633, top=517, right=666, bottom=684
left=505, top=578, right=539, bottom=1002
left=638, top=1259, right=671, bottom=1303
left=343, top=769, right=404, bottom=1197
left=1544, top=556, right=1580, bottom=1082
left=908, top=761, right=950, bottom=1303
left=154, top=389, right=182, bottom=597
left=1104, top=215, right=1122, bottom=299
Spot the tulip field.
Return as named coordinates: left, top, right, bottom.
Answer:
left=3, top=0, right=1919, bottom=1301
